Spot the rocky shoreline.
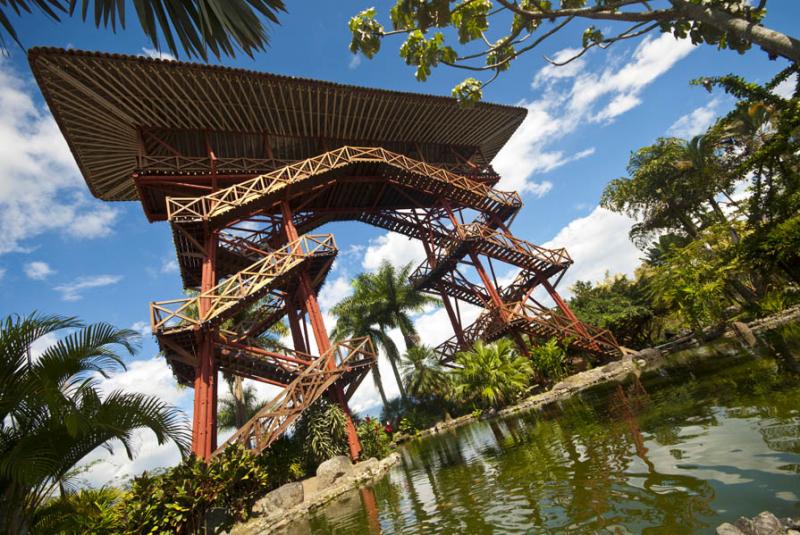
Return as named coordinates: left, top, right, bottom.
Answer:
left=717, top=511, right=800, bottom=535
left=407, top=308, right=800, bottom=441
left=230, top=453, right=400, bottom=534
left=228, top=309, right=798, bottom=533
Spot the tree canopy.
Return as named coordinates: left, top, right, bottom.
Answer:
left=0, top=0, right=286, bottom=60
left=349, top=0, right=798, bottom=102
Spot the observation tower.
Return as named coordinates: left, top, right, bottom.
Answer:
left=30, top=48, right=620, bottom=461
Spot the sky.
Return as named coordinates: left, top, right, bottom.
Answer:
left=1, top=1, right=798, bottom=486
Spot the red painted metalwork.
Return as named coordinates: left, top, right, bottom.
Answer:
left=280, top=202, right=363, bottom=461
left=192, top=232, right=218, bottom=460
left=129, top=119, right=620, bottom=461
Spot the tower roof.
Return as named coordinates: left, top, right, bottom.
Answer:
left=29, top=48, right=527, bottom=201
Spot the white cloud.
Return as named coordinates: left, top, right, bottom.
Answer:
left=362, top=232, right=426, bottom=271
left=54, top=274, right=122, bottom=301
left=96, top=356, right=188, bottom=405
left=348, top=54, right=362, bottom=69
left=24, top=261, right=55, bottom=280
left=67, top=205, right=117, bottom=239
left=541, top=206, right=641, bottom=297
left=0, top=59, right=119, bottom=254
left=29, top=332, right=60, bottom=361
left=130, top=321, right=151, bottom=337
left=160, top=257, right=179, bottom=274
left=773, top=73, right=797, bottom=99
left=318, top=275, right=352, bottom=311
left=533, top=47, right=587, bottom=87
left=141, top=47, right=176, bottom=61
left=667, top=98, right=721, bottom=139
left=494, top=34, right=695, bottom=193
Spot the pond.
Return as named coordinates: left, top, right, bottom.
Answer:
left=290, top=325, right=800, bottom=534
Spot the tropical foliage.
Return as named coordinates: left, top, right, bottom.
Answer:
left=348, top=1, right=796, bottom=102
left=217, top=381, right=266, bottom=432
left=356, top=419, right=393, bottom=459
left=452, top=339, right=533, bottom=409
left=332, top=261, right=439, bottom=405
left=117, top=445, right=269, bottom=534
left=0, top=313, right=190, bottom=535
left=401, top=345, right=451, bottom=400
left=529, top=338, right=568, bottom=382
left=572, top=66, right=800, bottom=344
left=293, top=399, right=348, bottom=469
left=1, top=0, right=286, bottom=60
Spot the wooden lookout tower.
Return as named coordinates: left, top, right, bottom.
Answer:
left=30, top=48, right=620, bottom=461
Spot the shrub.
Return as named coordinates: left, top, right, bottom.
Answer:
left=259, top=436, right=307, bottom=489
left=529, top=338, right=568, bottom=381
left=293, top=398, right=348, bottom=469
left=116, top=445, right=269, bottom=534
left=357, top=419, right=392, bottom=459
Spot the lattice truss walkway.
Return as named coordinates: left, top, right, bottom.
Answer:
left=146, top=146, right=620, bottom=460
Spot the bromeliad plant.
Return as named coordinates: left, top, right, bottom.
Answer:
left=0, top=313, right=190, bottom=535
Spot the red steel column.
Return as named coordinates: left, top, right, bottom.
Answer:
left=280, top=202, right=362, bottom=461
left=442, top=201, right=529, bottom=355
left=193, top=231, right=218, bottom=460
left=420, top=238, right=466, bottom=346
left=286, top=301, right=308, bottom=354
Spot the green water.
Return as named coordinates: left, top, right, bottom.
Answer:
left=293, top=327, right=800, bottom=534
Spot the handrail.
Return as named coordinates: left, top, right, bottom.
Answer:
left=166, top=146, right=522, bottom=224
left=150, top=234, right=336, bottom=334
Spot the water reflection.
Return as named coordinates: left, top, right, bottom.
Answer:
left=299, top=327, right=800, bottom=534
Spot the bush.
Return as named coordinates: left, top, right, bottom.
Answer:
left=116, top=445, right=269, bottom=534
left=529, top=338, right=568, bottom=381
left=293, top=398, right=348, bottom=469
left=259, top=436, right=307, bottom=489
left=357, top=419, right=392, bottom=459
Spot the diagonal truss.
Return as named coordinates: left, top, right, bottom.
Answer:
left=214, top=337, right=375, bottom=456
left=150, top=234, right=336, bottom=335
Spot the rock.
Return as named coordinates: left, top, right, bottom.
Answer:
left=735, top=516, right=756, bottom=534
left=354, top=457, right=380, bottom=479
left=254, top=481, right=304, bottom=515
left=751, top=511, right=784, bottom=535
left=717, top=523, right=746, bottom=535
left=636, top=348, right=662, bottom=362
left=732, top=321, right=757, bottom=347
left=316, top=455, right=354, bottom=487
left=302, top=475, right=320, bottom=498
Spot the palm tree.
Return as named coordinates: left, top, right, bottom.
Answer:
left=400, top=346, right=451, bottom=400
left=401, top=345, right=453, bottom=419
left=362, top=261, right=439, bottom=350
left=452, top=339, right=533, bottom=409
left=331, top=300, right=396, bottom=409
left=0, top=313, right=189, bottom=534
left=0, top=1, right=286, bottom=60
left=218, top=381, right=267, bottom=431
left=333, top=261, right=439, bottom=403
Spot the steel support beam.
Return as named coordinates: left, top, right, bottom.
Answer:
left=280, top=201, right=362, bottom=461
left=192, top=231, right=218, bottom=460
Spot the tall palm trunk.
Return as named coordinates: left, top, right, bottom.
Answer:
left=388, top=355, right=408, bottom=400
left=233, top=375, right=246, bottom=428
left=372, top=365, right=390, bottom=411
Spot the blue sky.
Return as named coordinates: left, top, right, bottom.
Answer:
left=0, top=2, right=798, bottom=484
